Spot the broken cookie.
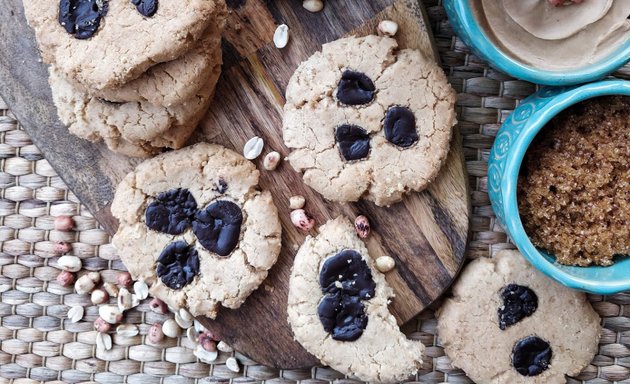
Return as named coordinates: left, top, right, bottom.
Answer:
left=287, top=217, right=424, bottom=382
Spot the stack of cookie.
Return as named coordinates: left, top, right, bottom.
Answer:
left=23, top=0, right=227, bottom=157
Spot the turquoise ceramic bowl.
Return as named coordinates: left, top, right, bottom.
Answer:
left=444, top=0, right=630, bottom=86
left=488, top=80, right=630, bottom=294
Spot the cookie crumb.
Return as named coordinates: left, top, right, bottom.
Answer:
left=289, top=195, right=305, bottom=209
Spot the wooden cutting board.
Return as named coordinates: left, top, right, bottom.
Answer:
left=0, top=0, right=470, bottom=369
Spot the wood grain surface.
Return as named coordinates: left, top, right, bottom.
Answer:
left=0, top=0, right=470, bottom=369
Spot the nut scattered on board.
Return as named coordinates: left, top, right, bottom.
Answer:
left=91, top=289, right=109, bottom=305
left=117, top=272, right=132, bottom=288
left=162, top=319, right=182, bottom=338
left=96, top=332, right=113, bottom=351
left=375, top=255, right=396, bottom=273
left=193, top=319, right=206, bottom=333
left=116, top=324, right=139, bottom=337
left=273, top=24, right=290, bottom=48
left=99, top=304, right=123, bottom=324
left=117, top=288, right=140, bottom=311
left=133, top=280, right=149, bottom=300
left=75, top=274, right=96, bottom=295
left=198, top=331, right=217, bottom=352
left=179, top=308, right=194, bottom=323
left=289, top=195, right=305, bottom=210
left=56, top=270, right=75, bottom=287
left=148, top=323, right=164, bottom=343
left=58, top=255, right=82, bottom=272
left=102, top=282, right=119, bottom=298
left=194, top=344, right=219, bottom=363
left=217, top=341, right=234, bottom=353
left=302, top=0, right=324, bottom=12
left=263, top=151, right=281, bottom=170
left=149, top=298, right=168, bottom=314
left=187, top=327, right=199, bottom=343
left=175, top=311, right=193, bottom=329
left=87, top=271, right=101, bottom=284
left=354, top=215, right=371, bottom=238
left=243, top=136, right=264, bottom=160
left=117, top=288, right=131, bottom=311
left=130, top=294, right=141, bottom=309
left=67, top=305, right=84, bottom=323
left=54, top=215, right=75, bottom=231
left=377, top=20, right=399, bottom=37
left=178, top=309, right=194, bottom=328
left=291, top=209, right=315, bottom=231
left=226, top=357, right=240, bottom=373
left=55, top=241, right=72, bottom=254
left=94, top=317, right=111, bottom=333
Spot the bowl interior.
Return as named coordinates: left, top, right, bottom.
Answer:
left=452, top=0, right=630, bottom=85
left=505, top=81, right=630, bottom=293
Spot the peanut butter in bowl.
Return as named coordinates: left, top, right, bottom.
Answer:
left=471, top=0, right=630, bottom=71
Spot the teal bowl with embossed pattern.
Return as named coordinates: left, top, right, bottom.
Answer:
left=444, top=0, right=630, bottom=86
left=488, top=80, right=630, bottom=294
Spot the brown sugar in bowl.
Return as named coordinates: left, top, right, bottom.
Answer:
left=518, top=96, right=630, bottom=267
left=488, top=80, right=630, bottom=294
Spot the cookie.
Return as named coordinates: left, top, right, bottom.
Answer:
left=97, top=105, right=214, bottom=158
left=287, top=217, right=424, bottom=382
left=437, top=250, right=601, bottom=384
left=283, top=35, right=457, bottom=206
left=111, top=143, right=282, bottom=318
left=87, top=12, right=225, bottom=107
left=23, top=0, right=223, bottom=90
left=48, top=47, right=221, bottom=157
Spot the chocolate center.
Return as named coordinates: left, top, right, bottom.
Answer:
left=192, top=200, right=243, bottom=256
left=156, top=241, right=200, bottom=290
left=145, top=188, right=198, bottom=235
left=512, top=336, right=552, bottom=376
left=383, top=106, right=419, bottom=148
left=498, top=284, right=538, bottom=330
left=131, top=0, right=158, bottom=17
left=212, top=178, right=228, bottom=194
left=58, top=0, right=108, bottom=39
left=335, top=124, right=370, bottom=161
left=336, top=70, right=376, bottom=106
left=317, top=250, right=376, bottom=341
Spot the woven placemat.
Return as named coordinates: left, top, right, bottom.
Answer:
left=2, top=1, right=630, bottom=382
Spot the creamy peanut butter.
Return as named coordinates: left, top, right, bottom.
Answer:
left=472, top=0, right=630, bottom=70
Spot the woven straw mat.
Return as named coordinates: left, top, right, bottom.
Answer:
left=2, top=1, right=630, bottom=383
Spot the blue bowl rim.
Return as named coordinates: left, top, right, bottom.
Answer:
left=502, top=79, right=630, bottom=294
left=447, top=0, right=630, bottom=86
